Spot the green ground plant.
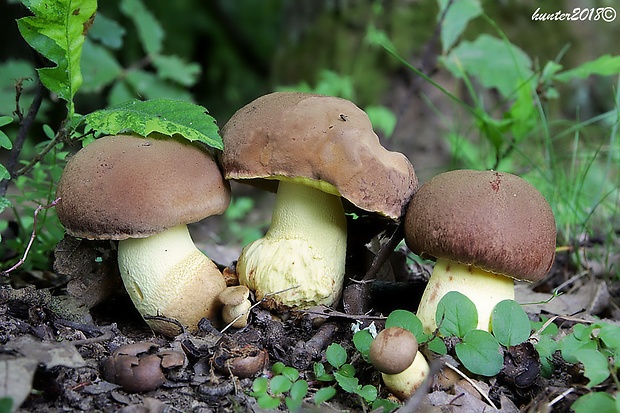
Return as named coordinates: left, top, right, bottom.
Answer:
left=0, top=0, right=214, bottom=273
left=249, top=342, right=401, bottom=412
left=366, top=0, right=620, bottom=273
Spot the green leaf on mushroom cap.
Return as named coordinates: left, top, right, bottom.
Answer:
left=84, top=99, right=222, bottom=149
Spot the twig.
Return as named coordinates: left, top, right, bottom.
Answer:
left=443, top=362, right=497, bottom=409
left=1, top=197, right=61, bottom=276
left=395, top=359, right=442, bottom=413
left=16, top=121, right=68, bottom=177
left=547, top=387, right=575, bottom=408
left=290, top=322, right=338, bottom=369
left=362, top=222, right=404, bottom=281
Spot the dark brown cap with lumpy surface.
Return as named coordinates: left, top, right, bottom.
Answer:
left=404, top=169, right=556, bottom=282
left=220, top=92, right=417, bottom=220
left=56, top=134, right=230, bottom=240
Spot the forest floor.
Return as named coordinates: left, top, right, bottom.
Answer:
left=0, top=217, right=619, bottom=413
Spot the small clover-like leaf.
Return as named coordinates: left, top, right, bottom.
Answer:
left=571, top=392, right=616, bottom=413
left=257, top=394, right=281, bottom=410
left=0, top=116, right=13, bottom=150
left=599, top=323, right=620, bottom=352
left=326, top=343, right=347, bottom=369
left=427, top=336, right=448, bottom=355
left=491, top=299, right=531, bottom=347
left=353, top=330, right=373, bottom=361
left=269, top=375, right=293, bottom=395
left=271, top=361, right=286, bottom=375
left=372, top=397, right=400, bottom=412
left=576, top=348, right=611, bottom=388
left=436, top=291, right=478, bottom=337
left=333, top=371, right=360, bottom=394
left=250, top=377, right=269, bottom=396
left=84, top=99, right=222, bottom=149
left=533, top=334, right=559, bottom=378
left=314, top=387, right=337, bottom=405
left=356, top=384, right=378, bottom=402
left=560, top=329, right=598, bottom=364
left=289, top=379, right=308, bottom=401
left=281, top=366, right=300, bottom=382
left=455, top=329, right=503, bottom=376
left=338, top=364, right=356, bottom=378
left=386, top=310, right=427, bottom=342
left=313, top=362, right=333, bottom=382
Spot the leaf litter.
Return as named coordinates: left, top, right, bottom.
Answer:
left=0, top=232, right=618, bottom=412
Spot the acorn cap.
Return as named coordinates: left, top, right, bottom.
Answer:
left=56, top=134, right=231, bottom=240
left=404, top=169, right=556, bottom=282
left=220, top=92, right=417, bottom=220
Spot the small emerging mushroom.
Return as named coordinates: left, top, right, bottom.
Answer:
left=404, top=170, right=556, bottom=333
left=218, top=285, right=252, bottom=328
left=56, top=134, right=230, bottom=336
left=101, top=342, right=185, bottom=393
left=369, top=327, right=430, bottom=400
left=221, top=92, right=417, bottom=310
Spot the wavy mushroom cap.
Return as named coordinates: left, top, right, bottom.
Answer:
left=56, top=134, right=231, bottom=240
left=405, top=169, right=556, bottom=282
left=220, top=92, right=417, bottom=220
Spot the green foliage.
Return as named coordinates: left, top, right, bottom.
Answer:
left=371, top=0, right=620, bottom=254
left=0, top=0, right=222, bottom=273
left=17, top=0, right=97, bottom=116
left=0, top=117, right=12, bottom=182
left=454, top=329, right=503, bottom=377
left=84, top=99, right=222, bottom=149
left=437, top=291, right=478, bottom=337
left=491, top=299, right=532, bottom=347
left=433, top=294, right=533, bottom=377
left=250, top=361, right=331, bottom=411
left=531, top=319, right=620, bottom=411
left=80, top=0, right=200, bottom=104
left=222, top=197, right=265, bottom=246
left=0, top=397, right=13, bottom=413
left=571, top=392, right=617, bottom=413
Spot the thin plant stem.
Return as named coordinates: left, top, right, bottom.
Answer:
left=1, top=197, right=61, bottom=276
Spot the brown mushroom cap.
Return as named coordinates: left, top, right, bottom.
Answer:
left=405, top=169, right=556, bottom=282
left=369, top=327, right=418, bottom=375
left=56, top=134, right=230, bottom=240
left=220, top=92, right=417, bottom=220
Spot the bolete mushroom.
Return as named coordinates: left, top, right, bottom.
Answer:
left=218, top=285, right=252, bottom=328
left=221, top=92, right=417, bottom=309
left=404, top=169, right=556, bottom=333
left=56, top=134, right=230, bottom=336
left=369, top=327, right=430, bottom=400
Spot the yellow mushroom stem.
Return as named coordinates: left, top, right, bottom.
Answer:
left=381, top=351, right=431, bottom=400
left=118, top=224, right=227, bottom=336
left=416, top=258, right=515, bottom=333
left=237, top=181, right=347, bottom=309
